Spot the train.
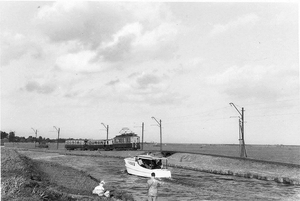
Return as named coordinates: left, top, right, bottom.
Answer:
left=65, top=132, right=140, bottom=151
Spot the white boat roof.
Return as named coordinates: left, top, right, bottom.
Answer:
left=136, top=155, right=168, bottom=160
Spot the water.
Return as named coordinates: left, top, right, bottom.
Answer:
left=21, top=151, right=300, bottom=201
left=104, top=165, right=300, bottom=201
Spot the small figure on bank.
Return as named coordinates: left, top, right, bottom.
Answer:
left=147, top=172, right=163, bottom=201
left=92, top=180, right=110, bottom=197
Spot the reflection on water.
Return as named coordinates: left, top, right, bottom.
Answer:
left=88, top=157, right=300, bottom=201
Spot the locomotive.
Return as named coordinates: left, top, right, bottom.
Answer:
left=65, top=130, right=140, bottom=151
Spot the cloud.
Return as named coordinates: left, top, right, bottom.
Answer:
left=206, top=64, right=298, bottom=101
left=35, top=2, right=180, bottom=67
left=143, top=91, right=186, bottom=106
left=210, top=13, right=259, bottom=35
left=72, top=71, right=185, bottom=106
left=0, top=32, right=43, bottom=66
left=55, top=50, right=106, bottom=72
left=35, top=2, right=126, bottom=49
left=98, top=34, right=135, bottom=62
left=106, top=79, right=120, bottom=86
left=24, top=81, right=56, bottom=94
left=126, top=72, right=185, bottom=105
left=135, top=73, right=161, bottom=89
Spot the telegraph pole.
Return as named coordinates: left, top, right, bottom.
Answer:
left=31, top=128, right=37, bottom=148
left=151, top=117, right=162, bottom=152
left=53, top=126, right=60, bottom=149
left=134, top=122, right=145, bottom=150
left=229, top=103, right=247, bottom=158
left=101, top=123, right=109, bottom=141
left=142, top=122, right=144, bottom=150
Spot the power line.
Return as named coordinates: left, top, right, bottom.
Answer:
left=247, top=112, right=300, bottom=118
left=246, top=103, right=299, bottom=112
left=163, top=116, right=232, bottom=125
left=164, top=106, right=231, bottom=120
left=242, top=98, right=300, bottom=108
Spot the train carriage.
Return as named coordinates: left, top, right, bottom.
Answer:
left=65, top=139, right=87, bottom=150
left=113, top=133, right=140, bottom=150
left=103, top=139, right=114, bottom=150
left=87, top=140, right=106, bottom=150
left=64, top=128, right=140, bottom=151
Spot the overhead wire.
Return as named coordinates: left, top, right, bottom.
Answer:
left=246, top=112, right=300, bottom=118
left=163, top=106, right=231, bottom=124
left=160, top=98, right=299, bottom=126
left=244, top=98, right=299, bottom=107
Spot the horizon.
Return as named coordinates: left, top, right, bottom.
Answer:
left=1, top=2, right=299, bottom=145
left=2, top=132, right=300, bottom=146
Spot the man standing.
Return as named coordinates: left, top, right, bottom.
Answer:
left=147, top=172, right=163, bottom=201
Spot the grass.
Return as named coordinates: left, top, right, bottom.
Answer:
left=1, top=147, right=134, bottom=201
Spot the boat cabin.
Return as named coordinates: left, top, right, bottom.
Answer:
left=135, top=155, right=168, bottom=170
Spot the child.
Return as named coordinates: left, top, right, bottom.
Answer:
left=147, top=172, right=164, bottom=201
left=92, top=180, right=110, bottom=197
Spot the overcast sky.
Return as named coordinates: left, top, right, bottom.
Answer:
left=1, top=1, right=299, bottom=145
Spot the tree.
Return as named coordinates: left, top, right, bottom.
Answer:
left=1, top=131, right=8, bottom=139
left=27, top=136, right=33, bottom=142
left=19, top=137, right=26, bottom=142
left=8, top=131, right=15, bottom=142
left=38, top=136, right=43, bottom=143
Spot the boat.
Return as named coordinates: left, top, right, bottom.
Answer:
left=124, top=154, right=171, bottom=178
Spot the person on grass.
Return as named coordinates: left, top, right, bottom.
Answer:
left=92, top=180, right=110, bottom=197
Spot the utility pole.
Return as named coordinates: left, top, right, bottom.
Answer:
left=142, top=122, right=144, bottom=150
left=230, top=103, right=247, bottom=158
left=31, top=128, right=38, bottom=148
left=151, top=117, right=162, bottom=152
left=53, top=126, right=60, bottom=149
left=101, top=123, right=109, bottom=141
left=134, top=122, right=145, bottom=150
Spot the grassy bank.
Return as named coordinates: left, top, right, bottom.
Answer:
left=1, top=147, right=134, bottom=201
left=167, top=153, right=300, bottom=185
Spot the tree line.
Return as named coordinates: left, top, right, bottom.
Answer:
left=1, top=131, right=66, bottom=143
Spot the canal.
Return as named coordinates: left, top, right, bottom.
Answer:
left=21, top=151, right=300, bottom=201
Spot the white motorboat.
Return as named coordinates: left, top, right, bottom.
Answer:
left=124, top=154, right=171, bottom=178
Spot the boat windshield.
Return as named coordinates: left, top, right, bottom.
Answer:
left=136, top=156, right=168, bottom=169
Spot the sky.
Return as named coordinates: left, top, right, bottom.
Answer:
left=0, top=1, right=299, bottom=145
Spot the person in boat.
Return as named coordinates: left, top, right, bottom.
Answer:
left=147, top=172, right=163, bottom=201
left=92, top=180, right=110, bottom=197
left=138, top=158, right=153, bottom=169
left=138, top=158, right=146, bottom=168
left=155, top=160, right=162, bottom=169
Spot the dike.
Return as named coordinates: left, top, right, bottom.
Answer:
left=166, top=153, right=300, bottom=186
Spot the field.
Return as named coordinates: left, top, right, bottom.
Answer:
left=4, top=142, right=300, bottom=165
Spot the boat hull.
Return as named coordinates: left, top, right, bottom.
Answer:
left=124, top=157, right=171, bottom=178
